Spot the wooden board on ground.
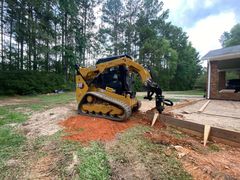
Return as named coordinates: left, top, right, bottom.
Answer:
left=159, top=114, right=240, bottom=147
left=198, top=100, right=210, bottom=113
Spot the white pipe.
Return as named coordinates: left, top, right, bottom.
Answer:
left=207, top=60, right=211, bottom=99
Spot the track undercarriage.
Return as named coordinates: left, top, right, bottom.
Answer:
left=78, top=92, right=132, bottom=121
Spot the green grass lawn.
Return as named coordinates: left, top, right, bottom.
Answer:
left=77, top=142, right=110, bottom=179
left=27, top=92, right=75, bottom=111
left=0, top=127, right=26, bottom=162
left=108, top=126, right=192, bottom=179
left=0, top=107, right=27, bottom=126
left=0, top=106, right=27, bottom=175
left=164, top=89, right=204, bottom=95
left=0, top=92, right=75, bottom=177
left=8, top=92, right=75, bottom=111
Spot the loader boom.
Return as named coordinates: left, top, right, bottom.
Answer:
left=75, top=55, right=173, bottom=121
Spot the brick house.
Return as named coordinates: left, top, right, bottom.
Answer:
left=202, top=45, right=240, bottom=101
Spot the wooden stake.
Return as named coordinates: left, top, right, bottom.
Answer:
left=204, top=125, right=211, bottom=146
left=198, top=100, right=210, bottom=113
left=151, top=112, right=159, bottom=127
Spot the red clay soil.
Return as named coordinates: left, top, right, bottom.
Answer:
left=59, top=112, right=165, bottom=143
left=144, top=131, right=192, bottom=147
left=146, top=129, right=240, bottom=180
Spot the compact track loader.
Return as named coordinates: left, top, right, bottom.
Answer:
left=75, top=55, right=173, bottom=121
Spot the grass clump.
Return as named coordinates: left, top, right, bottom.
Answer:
left=108, top=126, right=192, bottom=180
left=165, top=90, right=204, bottom=96
left=0, top=126, right=26, bottom=178
left=208, top=143, right=221, bottom=152
left=32, top=133, right=110, bottom=180
left=0, top=127, right=26, bottom=167
left=23, top=92, right=75, bottom=111
left=0, top=107, right=27, bottom=126
left=77, top=142, right=110, bottom=180
left=167, top=127, right=188, bottom=139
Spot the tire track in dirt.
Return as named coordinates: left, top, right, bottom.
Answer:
left=19, top=102, right=77, bottom=179
left=21, top=103, right=76, bottom=138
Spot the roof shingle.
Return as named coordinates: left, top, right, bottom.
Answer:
left=201, top=45, right=240, bottom=60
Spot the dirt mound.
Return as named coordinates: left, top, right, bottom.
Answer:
left=145, top=131, right=192, bottom=147
left=60, top=112, right=165, bottom=143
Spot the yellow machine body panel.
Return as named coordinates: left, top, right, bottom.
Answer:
left=76, top=75, right=89, bottom=103
left=75, top=55, right=173, bottom=121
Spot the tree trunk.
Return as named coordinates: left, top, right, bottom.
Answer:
left=46, top=40, right=49, bottom=72
left=17, top=41, right=19, bottom=69
left=83, top=2, right=87, bottom=65
left=27, top=5, right=32, bottom=70
left=64, top=12, right=67, bottom=80
left=33, top=14, right=37, bottom=70
left=1, top=0, right=4, bottom=70
left=20, top=39, right=23, bottom=70
left=54, top=21, right=57, bottom=72
left=61, top=15, right=65, bottom=74
left=9, top=19, right=13, bottom=69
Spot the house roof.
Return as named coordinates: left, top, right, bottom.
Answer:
left=201, top=45, right=240, bottom=61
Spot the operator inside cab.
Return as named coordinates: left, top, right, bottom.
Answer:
left=94, top=55, right=134, bottom=96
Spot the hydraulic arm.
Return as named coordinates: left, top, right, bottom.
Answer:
left=75, top=55, right=173, bottom=121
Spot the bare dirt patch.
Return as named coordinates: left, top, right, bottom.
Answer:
left=105, top=126, right=191, bottom=179
left=181, top=146, right=240, bottom=180
left=0, top=97, right=39, bottom=106
left=26, top=153, right=60, bottom=180
left=21, top=141, right=65, bottom=180
left=21, top=102, right=76, bottom=138
left=146, top=128, right=240, bottom=180
left=60, top=111, right=165, bottom=143
left=144, top=131, right=192, bottom=147
left=106, top=140, right=151, bottom=180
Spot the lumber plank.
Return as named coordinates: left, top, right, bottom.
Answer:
left=198, top=100, right=210, bottom=113
left=159, top=114, right=240, bottom=147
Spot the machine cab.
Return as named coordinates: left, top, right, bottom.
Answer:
left=94, top=55, right=135, bottom=97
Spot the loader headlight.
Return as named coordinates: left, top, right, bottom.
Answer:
left=77, top=83, right=84, bottom=89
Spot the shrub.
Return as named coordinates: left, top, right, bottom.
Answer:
left=0, top=71, right=72, bottom=95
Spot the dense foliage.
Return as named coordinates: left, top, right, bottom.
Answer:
left=0, top=0, right=202, bottom=94
left=0, top=71, right=69, bottom=95
left=0, top=0, right=97, bottom=76
left=194, top=67, right=207, bottom=90
left=98, top=0, right=201, bottom=90
left=220, top=23, right=240, bottom=47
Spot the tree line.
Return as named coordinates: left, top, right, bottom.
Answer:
left=98, top=0, right=201, bottom=90
left=0, top=0, right=202, bottom=94
left=220, top=23, right=240, bottom=48
left=0, top=0, right=97, bottom=80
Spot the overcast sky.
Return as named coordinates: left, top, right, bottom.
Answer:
left=162, top=0, right=239, bottom=58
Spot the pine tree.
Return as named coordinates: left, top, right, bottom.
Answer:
left=100, top=0, right=124, bottom=55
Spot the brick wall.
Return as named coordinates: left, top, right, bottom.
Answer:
left=207, top=61, right=240, bottom=101
left=218, top=71, right=226, bottom=90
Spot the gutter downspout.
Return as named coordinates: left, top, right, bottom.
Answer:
left=207, top=60, right=211, bottom=99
